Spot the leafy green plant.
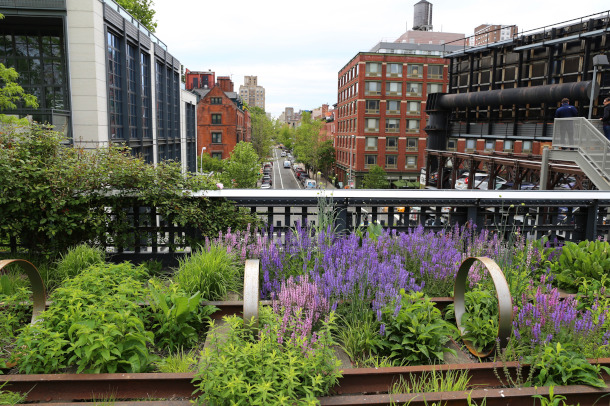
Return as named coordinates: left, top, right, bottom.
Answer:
left=12, top=263, right=156, bottom=374
left=51, top=243, right=106, bottom=288
left=148, top=280, right=217, bottom=351
left=389, top=369, right=471, bottom=394
left=532, top=386, right=576, bottom=406
left=551, top=240, right=610, bottom=293
left=0, top=381, right=26, bottom=406
left=528, top=342, right=610, bottom=388
left=155, top=349, right=199, bottom=373
left=355, top=221, right=384, bottom=243
left=174, top=244, right=242, bottom=300
left=445, top=289, right=499, bottom=354
left=334, top=310, right=383, bottom=367
left=379, top=290, right=457, bottom=365
left=192, top=307, right=342, bottom=405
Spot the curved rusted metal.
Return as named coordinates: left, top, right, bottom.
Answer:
left=454, top=256, right=513, bottom=357
left=0, top=259, right=46, bottom=324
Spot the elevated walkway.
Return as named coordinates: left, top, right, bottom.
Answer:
left=550, top=118, right=610, bottom=190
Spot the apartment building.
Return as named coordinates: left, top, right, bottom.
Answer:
left=239, top=75, right=265, bottom=110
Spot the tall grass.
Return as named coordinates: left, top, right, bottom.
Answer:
left=51, top=244, right=106, bottom=289
left=174, top=244, right=242, bottom=300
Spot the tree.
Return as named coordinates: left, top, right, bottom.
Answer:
left=115, top=0, right=157, bottom=33
left=249, top=106, right=275, bottom=159
left=199, top=152, right=225, bottom=173
left=316, top=140, right=335, bottom=177
left=294, top=112, right=323, bottom=171
left=277, top=125, right=294, bottom=150
left=0, top=63, right=39, bottom=124
left=362, top=165, right=389, bottom=189
left=220, top=142, right=260, bottom=188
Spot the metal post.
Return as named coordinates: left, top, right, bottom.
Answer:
left=539, top=146, right=550, bottom=190
left=588, top=65, right=598, bottom=120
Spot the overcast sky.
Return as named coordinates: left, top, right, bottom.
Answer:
left=152, top=0, right=609, bottom=118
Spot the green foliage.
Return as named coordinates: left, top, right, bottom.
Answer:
left=115, top=0, right=157, bottom=32
left=528, top=342, right=610, bottom=388
left=0, top=288, right=31, bottom=370
left=0, top=62, right=38, bottom=124
left=0, top=123, right=257, bottom=253
left=379, top=290, right=457, bottom=365
left=174, top=244, right=243, bottom=300
left=13, top=262, right=156, bottom=374
left=148, top=280, right=217, bottom=351
left=0, top=381, right=26, bottom=406
left=316, top=140, right=335, bottom=176
left=551, top=240, right=610, bottom=293
left=390, top=369, right=471, bottom=394
left=278, top=125, right=295, bottom=150
left=192, top=308, right=342, bottom=405
left=198, top=152, right=225, bottom=173
left=51, top=243, right=106, bottom=289
left=334, top=310, right=383, bottom=367
left=249, top=106, right=276, bottom=160
left=361, top=165, right=388, bottom=189
left=355, top=221, right=384, bottom=243
left=532, top=386, right=574, bottom=406
left=293, top=112, right=324, bottom=173
left=445, top=289, right=499, bottom=354
left=219, top=141, right=261, bottom=188
left=155, top=348, right=199, bottom=373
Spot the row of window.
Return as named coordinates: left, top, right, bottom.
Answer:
left=364, top=62, right=443, bottom=79
left=338, top=136, right=418, bottom=151
left=364, top=100, right=421, bottom=115
left=338, top=150, right=419, bottom=170
left=339, top=64, right=359, bottom=88
left=464, top=139, right=533, bottom=153
left=339, top=82, right=444, bottom=104
left=338, top=118, right=421, bottom=134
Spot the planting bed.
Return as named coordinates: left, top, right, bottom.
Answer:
left=1, top=223, right=610, bottom=405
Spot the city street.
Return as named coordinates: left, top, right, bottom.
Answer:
left=265, top=148, right=302, bottom=190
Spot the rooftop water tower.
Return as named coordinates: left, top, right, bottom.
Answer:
left=413, top=0, right=433, bottom=31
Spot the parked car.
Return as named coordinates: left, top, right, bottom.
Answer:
left=304, top=179, right=317, bottom=189
left=262, top=175, right=272, bottom=185
left=455, top=172, right=489, bottom=190
left=476, top=176, right=508, bottom=190
left=280, top=151, right=287, bottom=157
left=283, top=160, right=291, bottom=168
left=260, top=182, right=271, bottom=189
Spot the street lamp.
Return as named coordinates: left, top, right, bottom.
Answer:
left=348, top=134, right=355, bottom=188
left=200, top=146, right=206, bottom=173
left=588, top=55, right=609, bottom=119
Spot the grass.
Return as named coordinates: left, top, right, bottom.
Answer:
left=174, top=243, right=242, bottom=300
left=155, top=348, right=199, bottom=373
left=51, top=244, right=106, bottom=290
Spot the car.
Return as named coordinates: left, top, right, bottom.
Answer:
left=455, top=172, right=489, bottom=190
left=283, top=160, right=291, bottom=168
left=260, top=182, right=271, bottom=189
left=476, top=176, right=508, bottom=190
left=280, top=151, right=287, bottom=157
left=262, top=175, right=272, bottom=185
left=304, top=179, right=317, bottom=189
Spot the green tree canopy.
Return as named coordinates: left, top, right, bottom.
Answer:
left=199, top=152, right=225, bottom=173
left=316, top=139, right=335, bottom=176
left=293, top=112, right=324, bottom=171
left=0, top=63, right=39, bottom=124
left=361, top=165, right=389, bottom=189
left=277, top=125, right=294, bottom=150
left=116, top=0, right=157, bottom=33
left=249, top=106, right=275, bottom=160
left=220, top=142, right=260, bottom=188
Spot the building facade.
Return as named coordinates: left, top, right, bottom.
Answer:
left=473, top=24, right=518, bottom=46
left=239, top=75, right=265, bottom=110
left=335, top=43, right=454, bottom=187
left=184, top=69, right=215, bottom=91
left=0, top=0, right=197, bottom=172
left=193, top=80, right=251, bottom=162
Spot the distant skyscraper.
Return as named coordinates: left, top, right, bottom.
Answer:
left=239, top=76, right=266, bottom=111
left=413, top=0, right=433, bottom=31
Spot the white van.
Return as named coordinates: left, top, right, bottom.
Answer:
left=304, top=179, right=317, bottom=189
left=283, top=160, right=291, bottom=168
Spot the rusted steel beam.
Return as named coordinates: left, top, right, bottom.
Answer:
left=319, top=384, right=610, bottom=406
left=32, top=402, right=190, bottom=406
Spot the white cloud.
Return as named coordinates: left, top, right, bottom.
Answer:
left=152, top=0, right=609, bottom=117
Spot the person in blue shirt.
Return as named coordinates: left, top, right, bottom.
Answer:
left=555, top=98, right=578, bottom=146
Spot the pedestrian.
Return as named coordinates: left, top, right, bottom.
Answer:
left=555, top=98, right=578, bottom=146
left=601, top=97, right=610, bottom=142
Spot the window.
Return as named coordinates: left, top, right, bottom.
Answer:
left=386, top=100, right=400, bottom=114
left=366, top=100, right=379, bottom=114
left=211, top=152, right=223, bottom=160
left=427, top=65, right=443, bottom=79
left=140, top=52, right=151, bottom=139
left=386, top=154, right=397, bottom=169
left=155, top=61, right=166, bottom=139
left=386, top=137, right=398, bottom=151
left=212, top=132, right=222, bottom=143
left=365, top=154, right=377, bottom=168
left=211, top=114, right=222, bottom=124
left=126, top=44, right=137, bottom=139
left=365, top=118, right=379, bottom=132
left=447, top=139, right=457, bottom=151
left=522, top=140, right=533, bottom=153
left=407, top=119, right=419, bottom=133
left=211, top=97, right=222, bottom=104
left=485, top=140, right=495, bottom=151
left=407, top=64, right=423, bottom=78
left=466, top=139, right=476, bottom=151
left=406, top=83, right=422, bottom=96
left=385, top=118, right=400, bottom=133
left=386, top=81, right=402, bottom=96
left=407, top=101, right=420, bottom=115
left=406, top=156, right=417, bottom=169
left=365, top=62, right=381, bottom=76
left=365, top=137, right=378, bottom=151
left=503, top=140, right=514, bottom=152
left=406, top=138, right=417, bottom=151
left=365, top=81, right=381, bottom=95
left=387, top=63, right=402, bottom=77
left=107, top=32, right=123, bottom=139
left=427, top=83, right=443, bottom=94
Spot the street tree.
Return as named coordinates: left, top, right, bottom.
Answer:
left=316, top=140, right=335, bottom=177
left=199, top=152, right=225, bottom=173
left=249, top=106, right=274, bottom=159
left=362, top=165, right=389, bottom=189
left=294, top=112, right=323, bottom=171
left=220, top=141, right=260, bottom=188
left=0, top=63, right=39, bottom=123
left=116, top=0, right=157, bottom=33
left=277, top=125, right=294, bottom=150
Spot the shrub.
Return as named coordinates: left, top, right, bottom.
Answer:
left=551, top=240, right=610, bottom=293
left=174, top=244, right=242, bottom=300
left=379, top=290, right=457, bottom=365
left=51, top=244, right=106, bottom=288
left=192, top=307, right=342, bottom=405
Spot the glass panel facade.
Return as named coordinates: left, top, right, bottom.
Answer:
left=107, top=31, right=123, bottom=139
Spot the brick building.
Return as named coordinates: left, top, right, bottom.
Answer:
left=192, top=78, right=251, bottom=161
left=335, top=41, right=461, bottom=187
left=472, top=24, right=518, bottom=46
left=185, top=70, right=215, bottom=91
